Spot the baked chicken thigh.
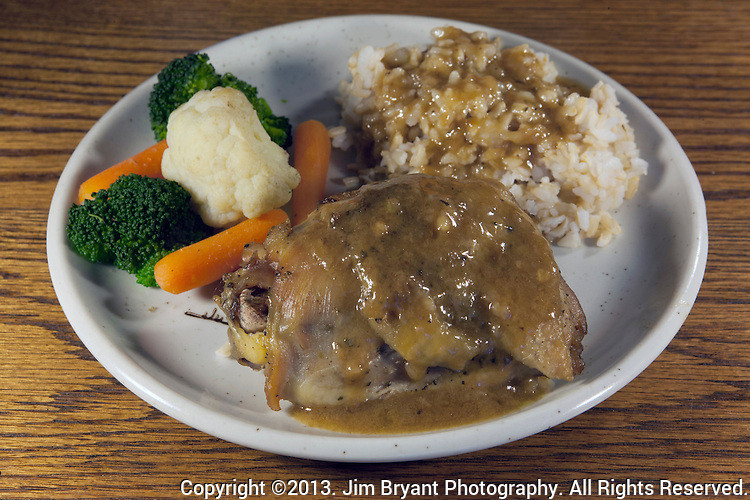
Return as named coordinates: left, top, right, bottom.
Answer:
left=216, top=173, right=586, bottom=420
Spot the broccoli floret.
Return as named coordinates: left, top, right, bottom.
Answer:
left=66, top=174, right=212, bottom=287
left=148, top=53, right=221, bottom=142
left=148, top=53, right=292, bottom=148
left=219, top=73, right=292, bottom=148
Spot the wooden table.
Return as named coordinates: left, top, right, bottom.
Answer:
left=2, top=0, right=748, bottom=498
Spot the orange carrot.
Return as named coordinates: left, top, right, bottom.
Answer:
left=291, top=120, right=331, bottom=225
left=77, top=139, right=167, bottom=203
left=153, top=209, right=289, bottom=294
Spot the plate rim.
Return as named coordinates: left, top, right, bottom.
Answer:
left=46, top=13, right=708, bottom=462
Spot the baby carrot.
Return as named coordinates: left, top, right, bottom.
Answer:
left=77, top=139, right=167, bottom=203
left=153, top=209, right=289, bottom=294
left=291, top=120, right=331, bottom=225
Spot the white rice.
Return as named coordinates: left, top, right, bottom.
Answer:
left=330, top=27, right=647, bottom=248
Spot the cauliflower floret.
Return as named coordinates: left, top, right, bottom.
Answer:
left=161, top=87, right=300, bottom=228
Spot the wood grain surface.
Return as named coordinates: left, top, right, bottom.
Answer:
left=2, top=0, right=748, bottom=498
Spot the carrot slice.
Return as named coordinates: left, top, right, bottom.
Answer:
left=154, top=209, right=289, bottom=294
left=291, top=120, right=331, bottom=225
left=77, top=139, right=167, bottom=203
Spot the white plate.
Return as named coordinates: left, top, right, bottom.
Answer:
left=46, top=15, right=708, bottom=462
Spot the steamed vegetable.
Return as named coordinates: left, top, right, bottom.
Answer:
left=161, top=87, right=300, bottom=228
left=77, top=140, right=167, bottom=204
left=66, top=174, right=212, bottom=287
left=219, top=73, right=292, bottom=149
left=147, top=53, right=221, bottom=143
left=154, top=208, right=289, bottom=294
left=291, top=120, right=331, bottom=225
left=148, top=53, right=292, bottom=148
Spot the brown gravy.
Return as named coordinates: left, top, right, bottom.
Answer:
left=291, top=365, right=552, bottom=434
left=360, top=26, right=584, bottom=181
